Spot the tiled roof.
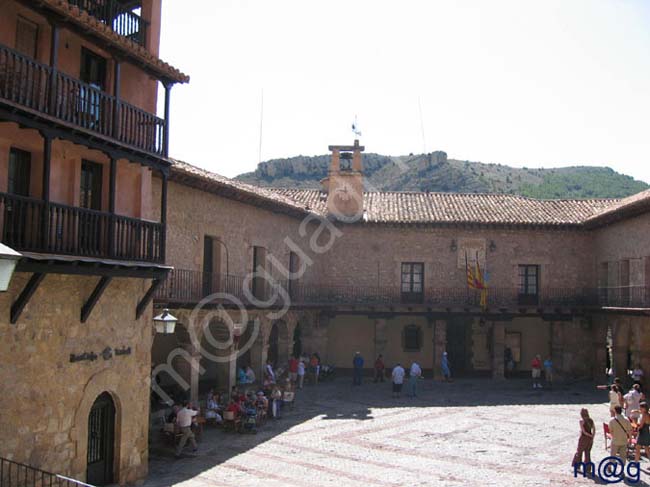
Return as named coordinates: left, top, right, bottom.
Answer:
left=273, top=189, right=619, bottom=227
left=585, top=189, right=650, bottom=227
left=168, top=159, right=315, bottom=217
left=167, top=160, right=634, bottom=228
left=31, top=0, right=189, bottom=83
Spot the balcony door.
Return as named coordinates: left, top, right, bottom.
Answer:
left=4, top=148, right=32, bottom=248
left=401, top=262, right=424, bottom=304
left=79, top=48, right=107, bottom=129
left=202, top=236, right=222, bottom=297
left=79, top=160, right=103, bottom=255
left=518, top=265, right=539, bottom=305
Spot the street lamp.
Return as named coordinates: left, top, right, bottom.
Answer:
left=153, top=308, right=178, bottom=334
left=0, top=243, right=21, bottom=292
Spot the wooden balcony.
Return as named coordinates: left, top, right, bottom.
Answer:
left=0, top=43, right=166, bottom=158
left=67, top=0, right=148, bottom=46
left=154, top=268, right=650, bottom=311
left=0, top=192, right=163, bottom=263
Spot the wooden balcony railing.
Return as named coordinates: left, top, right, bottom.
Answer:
left=154, top=268, right=650, bottom=310
left=0, top=43, right=165, bottom=156
left=0, top=192, right=163, bottom=263
left=67, top=0, right=148, bottom=46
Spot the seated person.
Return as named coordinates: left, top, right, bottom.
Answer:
left=167, top=404, right=180, bottom=424
left=226, top=399, right=243, bottom=418
left=255, top=391, right=269, bottom=412
left=246, top=365, right=256, bottom=384
left=205, top=393, right=223, bottom=423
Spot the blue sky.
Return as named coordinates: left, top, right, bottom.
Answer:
left=159, top=0, right=650, bottom=183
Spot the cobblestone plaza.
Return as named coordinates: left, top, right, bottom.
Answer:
left=144, top=379, right=639, bottom=487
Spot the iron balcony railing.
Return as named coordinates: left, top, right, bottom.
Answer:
left=153, top=268, right=650, bottom=309
left=0, top=43, right=165, bottom=156
left=67, top=0, right=148, bottom=46
left=0, top=192, right=163, bottom=263
left=0, top=456, right=95, bottom=487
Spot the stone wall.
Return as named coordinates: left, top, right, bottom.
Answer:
left=0, top=272, right=154, bottom=485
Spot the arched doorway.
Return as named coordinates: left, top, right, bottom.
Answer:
left=86, top=392, right=115, bottom=486
left=267, top=320, right=288, bottom=367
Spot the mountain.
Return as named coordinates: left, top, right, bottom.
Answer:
left=235, top=151, right=648, bottom=199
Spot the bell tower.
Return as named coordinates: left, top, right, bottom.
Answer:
left=320, top=140, right=365, bottom=222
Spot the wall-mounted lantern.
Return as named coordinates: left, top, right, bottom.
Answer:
left=450, top=239, right=458, bottom=252
left=153, top=308, right=178, bottom=334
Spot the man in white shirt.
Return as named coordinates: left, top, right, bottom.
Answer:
left=392, top=363, right=405, bottom=398
left=175, top=401, right=198, bottom=457
left=624, top=384, right=642, bottom=421
left=408, top=362, right=422, bottom=398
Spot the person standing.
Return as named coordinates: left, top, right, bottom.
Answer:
left=408, top=362, right=422, bottom=397
left=635, top=402, right=650, bottom=462
left=632, top=364, right=644, bottom=390
left=609, top=406, right=633, bottom=465
left=441, top=352, right=451, bottom=382
left=392, top=363, right=405, bottom=398
left=175, top=401, right=198, bottom=458
left=543, top=357, right=553, bottom=387
left=288, top=356, right=299, bottom=384
left=297, top=358, right=306, bottom=389
left=531, top=354, right=543, bottom=389
left=571, top=408, right=595, bottom=473
left=624, top=384, right=642, bottom=422
left=264, top=359, right=276, bottom=386
left=353, top=352, right=364, bottom=386
left=310, top=353, right=320, bottom=385
left=374, top=354, right=386, bottom=383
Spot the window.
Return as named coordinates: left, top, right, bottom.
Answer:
left=80, top=48, right=107, bottom=90
left=403, top=325, right=422, bottom=351
left=518, top=265, right=539, bottom=305
left=401, top=262, right=424, bottom=303
left=80, top=160, right=103, bottom=210
left=15, top=17, right=38, bottom=59
left=8, top=148, right=31, bottom=196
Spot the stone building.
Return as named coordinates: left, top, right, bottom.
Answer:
left=0, top=0, right=187, bottom=485
left=151, top=141, right=650, bottom=406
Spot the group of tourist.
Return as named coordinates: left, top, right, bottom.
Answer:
left=573, top=370, right=649, bottom=472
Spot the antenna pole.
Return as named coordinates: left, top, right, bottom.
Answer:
left=258, top=88, right=264, bottom=165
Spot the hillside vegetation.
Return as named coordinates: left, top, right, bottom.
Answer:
left=236, top=152, right=647, bottom=199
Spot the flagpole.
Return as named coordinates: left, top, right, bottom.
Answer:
left=465, top=251, right=469, bottom=304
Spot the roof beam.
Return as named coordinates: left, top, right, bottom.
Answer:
left=81, top=276, right=113, bottom=323
left=136, top=278, right=163, bottom=320
left=11, top=273, right=46, bottom=324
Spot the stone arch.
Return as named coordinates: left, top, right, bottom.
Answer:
left=198, top=317, right=233, bottom=394
left=70, top=374, right=124, bottom=484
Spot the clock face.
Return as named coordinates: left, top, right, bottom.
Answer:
left=335, top=182, right=353, bottom=201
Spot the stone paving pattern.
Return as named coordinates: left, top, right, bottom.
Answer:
left=143, top=378, right=650, bottom=486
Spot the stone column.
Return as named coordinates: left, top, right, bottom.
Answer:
left=612, top=319, right=630, bottom=379
left=374, top=318, right=388, bottom=359
left=491, top=322, right=505, bottom=380
left=433, top=320, right=447, bottom=380
left=592, top=318, right=609, bottom=382
left=190, top=353, right=201, bottom=404
left=550, top=321, right=563, bottom=378
left=632, top=317, right=650, bottom=378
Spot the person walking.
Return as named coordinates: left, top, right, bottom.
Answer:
left=635, top=402, right=650, bottom=462
left=571, top=408, right=595, bottom=474
left=609, top=405, right=633, bottom=465
left=374, top=354, right=385, bottom=383
left=174, top=401, right=199, bottom=458
left=392, top=363, right=405, bottom=398
left=408, top=361, right=422, bottom=397
left=441, top=352, right=451, bottom=382
left=531, top=354, right=543, bottom=389
left=353, top=352, right=364, bottom=386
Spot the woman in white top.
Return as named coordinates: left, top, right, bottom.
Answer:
left=609, top=385, right=620, bottom=417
